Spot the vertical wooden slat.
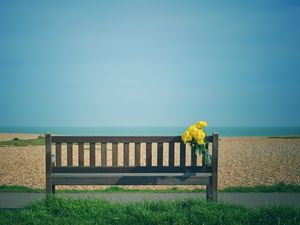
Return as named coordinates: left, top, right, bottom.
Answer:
left=45, top=134, right=52, bottom=195
left=180, top=142, right=186, bottom=167
left=202, top=144, right=208, bottom=166
left=101, top=143, right=107, bottom=166
left=211, top=133, right=219, bottom=202
left=191, top=145, right=197, bottom=166
left=168, top=142, right=174, bottom=167
left=157, top=142, right=163, bottom=166
left=134, top=143, right=141, bottom=166
left=123, top=143, right=129, bottom=167
left=202, top=143, right=209, bottom=166
left=78, top=142, right=84, bottom=166
left=202, top=147, right=206, bottom=166
left=146, top=143, right=152, bottom=167
left=67, top=143, right=73, bottom=166
left=90, top=142, right=95, bottom=166
left=112, top=143, right=118, bottom=166
left=55, top=143, right=62, bottom=167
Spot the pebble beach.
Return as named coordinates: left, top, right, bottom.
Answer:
left=0, top=133, right=299, bottom=190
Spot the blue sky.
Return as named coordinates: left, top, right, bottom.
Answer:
left=0, top=0, right=299, bottom=127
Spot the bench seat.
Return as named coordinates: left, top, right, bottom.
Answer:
left=52, top=173, right=212, bottom=185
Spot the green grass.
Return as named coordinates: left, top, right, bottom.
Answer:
left=0, top=185, right=42, bottom=193
left=0, top=196, right=299, bottom=225
left=222, top=182, right=300, bottom=193
left=0, top=185, right=205, bottom=193
left=1, top=182, right=299, bottom=193
left=0, top=137, right=45, bottom=146
left=59, top=186, right=207, bottom=193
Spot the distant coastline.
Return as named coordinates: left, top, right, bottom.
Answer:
left=0, top=126, right=300, bottom=137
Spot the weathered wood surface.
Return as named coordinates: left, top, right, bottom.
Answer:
left=55, top=143, right=62, bottom=167
left=89, top=143, right=95, bottom=166
left=157, top=142, right=163, bottom=166
left=101, top=143, right=107, bottom=166
left=146, top=143, right=152, bottom=167
left=52, top=136, right=213, bottom=143
left=180, top=143, right=186, bottom=166
left=112, top=143, right=118, bottom=166
left=52, top=176, right=210, bottom=185
left=134, top=143, right=141, bottom=166
left=47, top=133, right=218, bottom=202
left=67, top=143, right=73, bottom=166
left=123, top=143, right=129, bottom=167
left=45, top=134, right=52, bottom=195
left=52, top=166, right=212, bottom=173
left=211, top=132, right=219, bottom=202
left=168, top=142, right=175, bottom=167
left=78, top=142, right=84, bottom=166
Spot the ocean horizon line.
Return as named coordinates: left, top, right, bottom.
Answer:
left=0, top=126, right=300, bottom=137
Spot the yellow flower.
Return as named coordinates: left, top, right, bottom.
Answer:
left=186, top=132, right=192, bottom=142
left=188, top=125, right=198, bottom=137
left=196, top=139, right=205, bottom=145
left=198, top=129, right=206, bottom=138
left=183, top=121, right=208, bottom=144
left=181, top=131, right=192, bottom=144
left=190, top=128, right=204, bottom=139
left=195, top=121, right=208, bottom=129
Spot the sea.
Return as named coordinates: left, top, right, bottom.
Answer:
left=0, top=126, right=300, bottom=137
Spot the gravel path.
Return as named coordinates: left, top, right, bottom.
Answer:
left=1, top=193, right=300, bottom=209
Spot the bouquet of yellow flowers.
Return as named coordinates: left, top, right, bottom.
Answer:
left=181, top=120, right=211, bottom=166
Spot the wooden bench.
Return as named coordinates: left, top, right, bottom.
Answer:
left=45, top=133, right=219, bottom=201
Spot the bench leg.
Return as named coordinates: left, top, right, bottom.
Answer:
left=211, top=181, right=217, bottom=202
left=46, top=184, right=52, bottom=196
left=52, top=185, right=55, bottom=194
left=206, top=176, right=217, bottom=202
left=206, top=182, right=212, bottom=202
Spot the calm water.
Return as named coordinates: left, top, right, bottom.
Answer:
left=0, top=126, right=300, bottom=137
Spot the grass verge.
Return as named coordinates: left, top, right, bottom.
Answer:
left=0, top=137, right=45, bottom=146
left=222, top=182, right=300, bottom=193
left=0, top=196, right=299, bottom=225
left=1, top=182, right=299, bottom=193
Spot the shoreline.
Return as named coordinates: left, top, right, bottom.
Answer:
left=0, top=132, right=299, bottom=141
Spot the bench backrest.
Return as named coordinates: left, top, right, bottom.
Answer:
left=46, top=133, right=218, bottom=174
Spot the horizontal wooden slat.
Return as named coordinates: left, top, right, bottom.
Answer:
left=52, top=175, right=210, bottom=185
left=52, top=166, right=212, bottom=173
left=52, top=136, right=213, bottom=143
left=53, top=173, right=212, bottom=177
